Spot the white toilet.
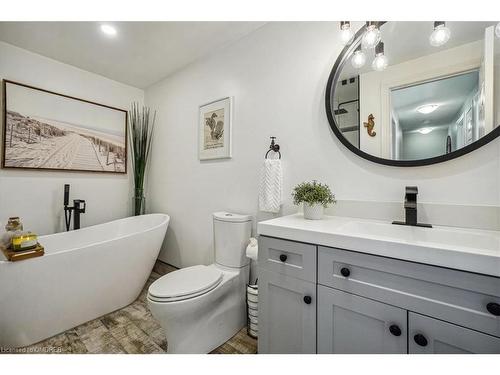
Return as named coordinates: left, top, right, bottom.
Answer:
left=147, top=212, right=252, bottom=353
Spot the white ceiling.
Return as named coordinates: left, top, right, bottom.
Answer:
left=0, top=22, right=266, bottom=88
left=340, top=21, right=496, bottom=80
left=391, top=70, right=479, bottom=131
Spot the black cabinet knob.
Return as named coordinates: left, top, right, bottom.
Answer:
left=389, top=324, right=402, bottom=337
left=303, top=296, right=312, bottom=304
left=486, top=302, right=500, bottom=316
left=414, top=334, right=428, bottom=347
left=279, top=254, right=287, bottom=262
left=340, top=267, right=351, bottom=277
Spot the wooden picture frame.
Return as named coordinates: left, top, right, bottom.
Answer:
left=198, top=97, right=232, bottom=160
left=2, top=80, right=128, bottom=174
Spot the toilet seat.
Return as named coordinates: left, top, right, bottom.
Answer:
left=147, top=265, right=223, bottom=303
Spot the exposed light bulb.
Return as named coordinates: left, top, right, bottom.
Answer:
left=429, top=21, right=450, bottom=47
left=418, top=127, right=433, bottom=135
left=340, top=21, right=354, bottom=45
left=372, top=42, right=388, bottom=71
left=417, top=104, right=439, bottom=114
left=351, top=47, right=366, bottom=69
left=100, top=24, right=117, bottom=37
left=496, top=22, right=500, bottom=38
left=362, top=22, right=381, bottom=49
left=372, top=55, right=388, bottom=71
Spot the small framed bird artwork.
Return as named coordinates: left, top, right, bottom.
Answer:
left=199, top=97, right=232, bottom=160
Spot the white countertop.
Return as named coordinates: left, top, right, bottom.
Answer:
left=257, top=214, right=500, bottom=277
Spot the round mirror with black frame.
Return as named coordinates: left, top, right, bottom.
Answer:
left=326, top=21, right=500, bottom=167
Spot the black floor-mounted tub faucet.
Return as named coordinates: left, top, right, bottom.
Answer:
left=63, top=184, right=86, bottom=231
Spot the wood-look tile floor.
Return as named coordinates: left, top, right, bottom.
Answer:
left=22, top=262, right=257, bottom=354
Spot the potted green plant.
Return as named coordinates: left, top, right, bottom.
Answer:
left=129, top=103, right=156, bottom=216
left=292, top=180, right=336, bottom=220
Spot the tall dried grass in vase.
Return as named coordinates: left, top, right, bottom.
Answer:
left=129, top=103, right=156, bottom=215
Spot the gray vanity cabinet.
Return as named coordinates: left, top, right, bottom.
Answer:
left=408, top=312, right=500, bottom=354
left=258, top=235, right=500, bottom=354
left=258, top=236, right=317, bottom=354
left=258, top=269, right=316, bottom=353
left=317, top=286, right=407, bottom=354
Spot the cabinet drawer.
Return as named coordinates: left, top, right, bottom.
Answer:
left=258, top=236, right=316, bottom=282
left=409, top=312, right=500, bottom=354
left=318, top=246, right=500, bottom=337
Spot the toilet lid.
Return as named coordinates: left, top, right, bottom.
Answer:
left=148, top=265, right=223, bottom=301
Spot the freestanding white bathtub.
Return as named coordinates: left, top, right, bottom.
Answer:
left=0, top=213, right=169, bottom=348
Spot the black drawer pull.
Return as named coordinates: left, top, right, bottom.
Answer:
left=340, top=267, right=350, bottom=277
left=279, top=254, right=288, bottom=262
left=389, top=324, right=402, bottom=337
left=414, top=334, right=428, bottom=347
left=486, top=302, right=500, bottom=316
left=303, top=295, right=312, bottom=304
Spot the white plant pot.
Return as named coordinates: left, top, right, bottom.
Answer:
left=303, top=203, right=324, bottom=220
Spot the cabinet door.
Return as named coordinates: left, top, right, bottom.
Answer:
left=409, top=312, right=500, bottom=354
left=317, top=286, right=407, bottom=354
left=258, top=268, right=316, bottom=354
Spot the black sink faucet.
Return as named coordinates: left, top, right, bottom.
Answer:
left=404, top=186, right=418, bottom=225
left=63, top=184, right=86, bottom=231
left=392, top=186, right=432, bottom=228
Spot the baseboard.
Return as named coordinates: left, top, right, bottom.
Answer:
left=153, top=259, right=179, bottom=275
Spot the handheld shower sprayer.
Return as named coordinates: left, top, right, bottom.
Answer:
left=63, top=184, right=86, bottom=231
left=64, top=184, right=72, bottom=231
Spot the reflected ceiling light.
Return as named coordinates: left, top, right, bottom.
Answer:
left=100, top=24, right=117, bottom=37
left=340, top=21, right=354, bottom=45
left=372, top=42, right=388, bottom=71
left=362, top=22, right=381, bottom=49
left=496, top=22, right=500, bottom=38
left=417, top=104, right=439, bottom=114
left=418, top=127, right=433, bottom=135
left=351, top=46, right=366, bottom=69
left=429, top=21, right=450, bottom=47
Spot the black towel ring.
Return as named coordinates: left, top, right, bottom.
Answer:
left=265, top=137, right=281, bottom=159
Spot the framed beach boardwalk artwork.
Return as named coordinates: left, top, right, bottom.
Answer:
left=2, top=80, right=127, bottom=173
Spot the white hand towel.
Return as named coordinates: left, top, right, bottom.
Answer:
left=259, top=159, right=282, bottom=213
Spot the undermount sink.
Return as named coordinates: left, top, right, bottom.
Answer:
left=338, top=220, right=500, bottom=253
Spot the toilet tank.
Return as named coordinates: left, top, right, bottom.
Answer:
left=213, top=212, right=252, bottom=268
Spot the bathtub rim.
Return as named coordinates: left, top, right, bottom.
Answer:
left=0, top=213, right=169, bottom=263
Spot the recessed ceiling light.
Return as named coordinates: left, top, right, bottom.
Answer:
left=417, top=104, right=439, bottom=114
left=100, top=24, right=117, bottom=37
left=418, top=127, right=433, bottom=135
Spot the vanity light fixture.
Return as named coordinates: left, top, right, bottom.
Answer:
left=351, top=46, right=366, bottom=69
left=362, top=22, right=381, bottom=49
left=340, top=21, right=354, bottom=45
left=417, top=127, right=433, bottom=135
left=429, top=21, right=451, bottom=47
left=372, top=42, right=388, bottom=71
left=100, top=24, right=117, bottom=37
left=496, top=22, right=500, bottom=38
left=417, top=104, right=439, bottom=114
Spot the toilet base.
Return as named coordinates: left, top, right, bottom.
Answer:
left=148, top=264, right=249, bottom=353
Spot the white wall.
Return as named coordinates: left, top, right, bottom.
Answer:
left=495, top=35, right=500, bottom=126
left=0, top=41, right=144, bottom=235
left=402, top=128, right=449, bottom=160
left=145, top=22, right=500, bottom=268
